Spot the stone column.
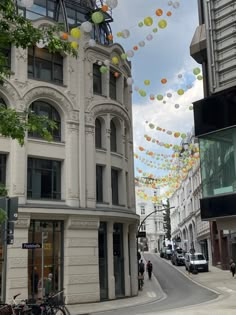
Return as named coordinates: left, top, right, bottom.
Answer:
left=123, top=223, right=131, bottom=296
left=85, top=115, right=96, bottom=208
left=107, top=221, right=115, bottom=299
left=6, top=214, right=30, bottom=302
left=66, top=121, right=79, bottom=207
left=129, top=224, right=138, bottom=296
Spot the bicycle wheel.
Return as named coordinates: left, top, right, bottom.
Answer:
left=52, top=307, right=66, bottom=315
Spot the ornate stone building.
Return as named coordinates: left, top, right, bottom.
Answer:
left=0, top=0, right=139, bottom=304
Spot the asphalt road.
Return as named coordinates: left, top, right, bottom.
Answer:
left=93, top=253, right=218, bottom=315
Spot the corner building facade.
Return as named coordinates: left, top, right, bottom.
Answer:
left=0, top=7, right=139, bottom=304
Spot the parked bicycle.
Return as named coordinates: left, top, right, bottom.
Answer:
left=0, top=293, right=32, bottom=315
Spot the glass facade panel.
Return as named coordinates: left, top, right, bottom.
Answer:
left=99, top=222, right=108, bottom=300
left=28, top=220, right=63, bottom=301
left=199, top=127, right=236, bottom=198
left=96, top=165, right=103, bottom=202
left=109, top=73, right=116, bottom=100
left=27, top=158, right=61, bottom=200
left=111, top=168, right=119, bottom=205
left=113, top=223, right=124, bottom=297
left=95, top=119, right=102, bottom=149
left=110, top=120, right=117, bottom=152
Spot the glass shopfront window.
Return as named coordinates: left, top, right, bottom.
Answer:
left=28, top=220, right=63, bottom=301
left=113, top=223, right=124, bottom=297
left=99, top=222, right=108, bottom=300
left=199, top=126, right=236, bottom=198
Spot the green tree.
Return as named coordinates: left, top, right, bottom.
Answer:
left=0, top=0, right=78, bottom=145
left=163, top=199, right=171, bottom=241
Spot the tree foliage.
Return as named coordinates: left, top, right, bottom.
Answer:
left=0, top=0, right=78, bottom=144
left=163, top=199, right=171, bottom=241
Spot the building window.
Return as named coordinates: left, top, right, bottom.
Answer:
left=110, top=120, right=117, bottom=152
left=93, top=64, right=102, bottom=95
left=140, top=223, right=146, bottom=231
left=27, top=158, right=61, bottom=200
left=109, top=72, right=117, bottom=100
left=28, top=47, right=63, bottom=84
left=0, top=155, right=6, bottom=185
left=141, top=206, right=145, bottom=215
left=95, top=118, right=102, bottom=149
left=111, top=168, right=119, bottom=205
left=0, top=45, right=11, bottom=70
left=96, top=165, right=103, bottom=202
left=28, top=101, right=61, bottom=141
left=0, top=98, right=7, bottom=108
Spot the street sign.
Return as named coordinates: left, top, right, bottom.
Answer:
left=22, top=243, right=42, bottom=249
left=137, top=231, right=146, bottom=238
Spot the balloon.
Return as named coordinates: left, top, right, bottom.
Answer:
left=126, top=50, right=134, bottom=57
left=153, top=28, right=158, bottom=33
left=175, top=104, right=180, bottom=108
left=114, top=72, right=119, bottom=78
left=122, top=29, right=130, bottom=38
left=36, top=39, right=46, bottom=49
left=167, top=93, right=172, bottom=98
left=189, top=105, right=193, bottom=110
left=88, top=39, right=96, bottom=47
left=161, top=78, right=167, bottom=84
left=150, top=94, right=155, bottom=100
left=144, top=80, right=150, bottom=86
left=158, top=20, right=167, bottom=29
left=149, top=123, right=155, bottom=129
left=139, top=41, right=145, bottom=47
left=133, top=46, right=138, bottom=51
left=146, top=34, right=153, bottom=41
left=187, top=84, right=193, bottom=89
left=127, top=77, right=133, bottom=85
left=174, top=132, right=180, bottom=138
left=98, top=61, right=102, bottom=66
left=17, top=0, right=33, bottom=8
left=81, top=21, right=93, bottom=33
left=107, top=34, right=113, bottom=41
left=178, top=74, right=182, bottom=78
left=168, top=1, right=173, bottom=5
left=106, top=0, right=118, bottom=9
left=117, top=32, right=123, bottom=37
left=156, top=9, right=163, bottom=16
left=70, top=28, right=81, bottom=39
left=61, top=33, right=69, bottom=40
left=91, top=11, right=104, bottom=24
left=100, top=66, right=108, bottom=73
left=173, top=1, right=180, bottom=8
left=138, top=22, right=144, bottom=27
left=193, top=67, right=201, bottom=75
left=121, top=53, right=127, bottom=60
left=181, top=133, right=187, bottom=139
left=167, top=11, right=172, bottom=16
left=134, top=86, right=139, bottom=91
left=104, top=59, right=110, bottom=66
left=197, top=75, right=203, bottom=80
left=177, top=89, right=184, bottom=95
left=144, top=17, right=153, bottom=26
left=111, top=56, right=119, bottom=65
left=157, top=94, right=163, bottom=101
left=139, top=89, right=146, bottom=97
left=101, top=4, right=109, bottom=12
left=70, top=41, right=78, bottom=49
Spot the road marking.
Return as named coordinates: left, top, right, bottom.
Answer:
left=147, top=291, right=156, bottom=297
left=217, top=286, right=235, bottom=293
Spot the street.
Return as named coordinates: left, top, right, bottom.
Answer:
left=91, top=253, right=217, bottom=315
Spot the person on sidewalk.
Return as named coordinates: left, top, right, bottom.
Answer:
left=146, top=260, right=153, bottom=280
left=229, top=258, right=236, bottom=277
left=138, top=260, right=145, bottom=290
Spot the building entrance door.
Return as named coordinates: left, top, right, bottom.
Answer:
left=113, top=223, right=124, bottom=297
left=28, top=220, right=64, bottom=301
left=99, top=222, right=108, bottom=300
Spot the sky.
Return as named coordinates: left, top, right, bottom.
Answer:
left=111, top=0, right=203, bottom=182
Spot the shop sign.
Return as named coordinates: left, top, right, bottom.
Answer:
left=22, top=243, right=42, bottom=249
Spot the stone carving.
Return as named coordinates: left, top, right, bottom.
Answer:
left=16, top=48, right=27, bottom=62
left=2, top=80, right=20, bottom=103
left=23, top=86, right=74, bottom=112
left=85, top=126, right=94, bottom=135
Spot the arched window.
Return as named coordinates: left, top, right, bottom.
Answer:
left=95, top=118, right=102, bottom=148
left=0, top=98, right=6, bottom=108
left=28, top=101, right=61, bottom=141
left=110, top=120, right=117, bottom=152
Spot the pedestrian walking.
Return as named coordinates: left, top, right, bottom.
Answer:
left=146, top=260, right=153, bottom=280
left=229, top=258, right=236, bottom=277
left=138, top=259, right=145, bottom=290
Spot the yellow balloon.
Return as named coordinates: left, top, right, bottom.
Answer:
left=111, top=56, right=119, bottom=65
left=70, top=28, right=81, bottom=39
left=158, top=19, right=167, bottom=29
left=70, top=41, right=78, bottom=49
left=177, top=89, right=184, bottom=95
left=144, top=80, right=150, bottom=85
left=144, top=16, right=153, bottom=26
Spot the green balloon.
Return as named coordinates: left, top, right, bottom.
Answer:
left=139, top=89, right=146, bottom=97
left=121, top=53, right=128, bottom=60
left=197, top=75, right=203, bottom=80
left=138, top=22, right=144, bottom=27
left=156, top=94, right=163, bottom=101
left=92, top=11, right=104, bottom=24
left=100, top=66, right=108, bottom=73
left=193, top=67, right=201, bottom=75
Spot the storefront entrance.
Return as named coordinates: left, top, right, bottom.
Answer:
left=28, top=220, right=64, bottom=301
left=113, top=223, right=124, bottom=297
left=99, top=222, right=108, bottom=300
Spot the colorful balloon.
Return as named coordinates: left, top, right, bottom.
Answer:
left=144, top=17, right=153, bottom=26
left=70, top=28, right=81, bottom=39
left=106, top=0, right=118, bottom=9
left=81, top=21, right=92, bottom=33
left=121, top=53, right=128, bottom=60
left=156, top=9, right=163, bottom=16
left=157, top=94, right=163, bottom=101
left=161, top=78, right=167, bottom=84
left=158, top=19, right=167, bottom=29
left=70, top=41, right=78, bottom=49
left=91, top=11, right=104, bottom=24
left=144, top=80, right=150, bottom=85
left=111, top=56, right=119, bottom=65
left=177, top=89, right=184, bottom=95
left=193, top=67, right=201, bottom=75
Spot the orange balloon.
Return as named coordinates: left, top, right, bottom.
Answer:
left=61, top=33, right=69, bottom=40
left=156, top=9, right=163, bottom=16
left=166, top=11, right=172, bottom=16
left=161, top=78, right=167, bottom=84
left=133, top=45, right=138, bottom=51
left=101, top=4, right=109, bottom=12
left=107, top=33, right=113, bottom=40
left=114, top=72, right=119, bottom=78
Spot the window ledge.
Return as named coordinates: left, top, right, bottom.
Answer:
left=28, top=77, right=66, bottom=87
left=96, top=147, right=107, bottom=152
left=26, top=199, right=65, bottom=206
left=28, top=138, right=65, bottom=146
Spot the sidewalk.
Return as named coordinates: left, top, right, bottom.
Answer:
left=67, top=272, right=165, bottom=315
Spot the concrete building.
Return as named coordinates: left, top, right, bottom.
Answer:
left=0, top=0, right=139, bottom=304
left=170, top=158, right=212, bottom=263
left=190, top=0, right=236, bottom=268
left=136, top=188, right=165, bottom=253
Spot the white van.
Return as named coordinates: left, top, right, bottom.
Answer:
left=185, top=252, right=209, bottom=272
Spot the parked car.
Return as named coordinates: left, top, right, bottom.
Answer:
left=164, top=247, right=172, bottom=260
left=185, top=252, right=209, bottom=272
left=171, top=248, right=185, bottom=266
